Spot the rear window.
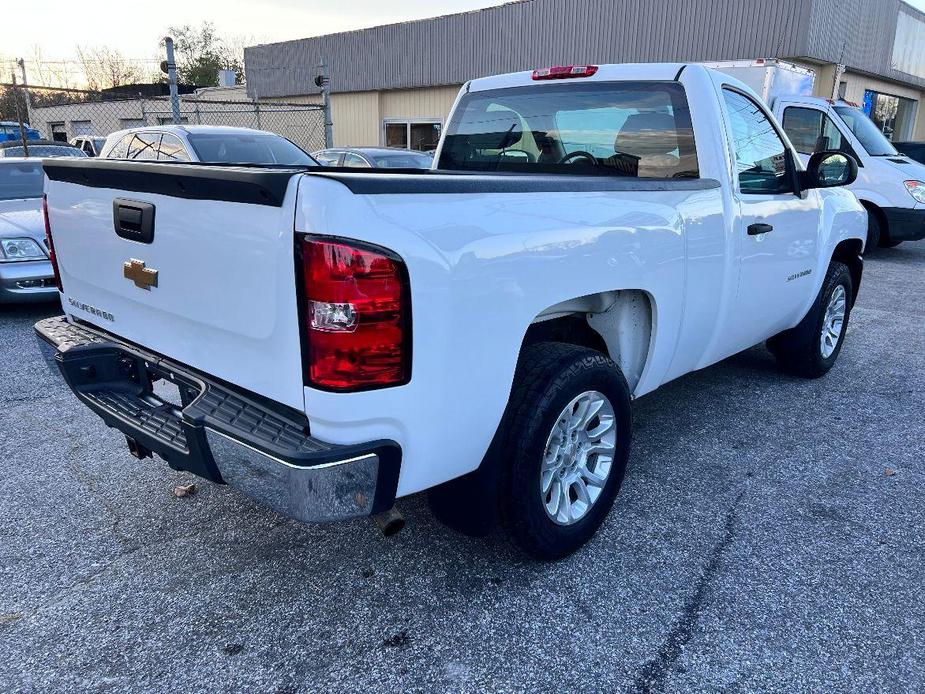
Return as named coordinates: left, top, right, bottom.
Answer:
left=0, top=162, right=43, bottom=200
left=186, top=133, right=315, bottom=165
left=438, top=81, right=698, bottom=178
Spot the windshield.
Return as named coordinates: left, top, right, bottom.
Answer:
left=186, top=133, right=316, bottom=165
left=1, top=145, right=86, bottom=158
left=371, top=152, right=433, bottom=169
left=833, top=106, right=898, bottom=156
left=0, top=162, right=43, bottom=200
left=438, top=81, right=698, bottom=178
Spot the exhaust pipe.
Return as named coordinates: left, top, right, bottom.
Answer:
left=372, top=507, right=405, bottom=536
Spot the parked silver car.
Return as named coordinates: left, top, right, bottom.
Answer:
left=100, top=125, right=317, bottom=165
left=0, top=159, right=57, bottom=303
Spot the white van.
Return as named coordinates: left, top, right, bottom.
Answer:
left=710, top=59, right=925, bottom=251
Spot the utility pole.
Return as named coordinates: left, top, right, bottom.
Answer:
left=10, top=71, right=30, bottom=157
left=16, top=58, right=32, bottom=130
left=315, top=60, right=333, bottom=148
left=163, top=37, right=182, bottom=125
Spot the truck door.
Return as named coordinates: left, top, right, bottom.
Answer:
left=721, top=87, right=821, bottom=350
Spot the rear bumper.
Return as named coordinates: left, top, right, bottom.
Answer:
left=882, top=207, right=925, bottom=242
left=34, top=316, right=401, bottom=523
left=0, top=260, right=58, bottom=303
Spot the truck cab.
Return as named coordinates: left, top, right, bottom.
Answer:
left=773, top=95, right=925, bottom=250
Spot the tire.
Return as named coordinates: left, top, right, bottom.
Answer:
left=879, top=236, right=903, bottom=249
left=864, top=211, right=881, bottom=254
left=767, top=261, right=853, bottom=379
left=493, top=343, right=633, bottom=560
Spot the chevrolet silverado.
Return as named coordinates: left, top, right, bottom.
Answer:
left=36, top=63, right=866, bottom=559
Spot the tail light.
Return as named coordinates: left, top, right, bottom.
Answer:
left=42, top=194, right=63, bottom=292
left=300, top=237, right=411, bottom=391
left=532, top=65, right=599, bottom=80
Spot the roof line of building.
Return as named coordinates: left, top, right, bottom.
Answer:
left=246, top=0, right=533, bottom=51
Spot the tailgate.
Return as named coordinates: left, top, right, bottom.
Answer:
left=44, top=160, right=307, bottom=411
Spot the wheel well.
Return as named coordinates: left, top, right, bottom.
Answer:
left=522, top=290, right=653, bottom=392
left=523, top=314, right=608, bottom=354
left=860, top=199, right=887, bottom=237
left=832, top=238, right=864, bottom=304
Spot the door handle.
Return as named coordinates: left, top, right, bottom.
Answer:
left=113, top=199, right=155, bottom=244
left=747, top=223, right=774, bottom=236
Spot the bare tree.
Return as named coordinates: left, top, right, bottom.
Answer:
left=75, top=46, right=146, bottom=90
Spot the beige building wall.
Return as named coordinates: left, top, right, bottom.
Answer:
left=331, top=91, right=380, bottom=147
left=378, top=85, right=461, bottom=121
left=329, top=85, right=463, bottom=147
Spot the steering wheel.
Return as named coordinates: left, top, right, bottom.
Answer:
left=558, top=150, right=599, bottom=166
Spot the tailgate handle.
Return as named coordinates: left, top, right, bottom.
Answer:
left=113, top=199, right=155, bottom=244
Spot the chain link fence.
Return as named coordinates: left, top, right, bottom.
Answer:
left=1, top=83, right=327, bottom=154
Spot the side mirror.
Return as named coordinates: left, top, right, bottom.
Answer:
left=800, top=150, right=858, bottom=190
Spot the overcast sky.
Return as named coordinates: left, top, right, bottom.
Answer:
left=1, top=0, right=507, bottom=61
left=4, top=0, right=925, bottom=79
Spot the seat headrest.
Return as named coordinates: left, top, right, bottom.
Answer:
left=614, top=113, right=679, bottom=157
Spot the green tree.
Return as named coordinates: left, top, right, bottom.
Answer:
left=163, top=23, right=243, bottom=87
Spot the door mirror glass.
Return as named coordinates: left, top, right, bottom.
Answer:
left=803, top=150, right=858, bottom=189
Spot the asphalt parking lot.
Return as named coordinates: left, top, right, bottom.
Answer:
left=1, top=243, right=923, bottom=693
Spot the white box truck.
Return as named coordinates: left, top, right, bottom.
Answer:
left=709, top=59, right=925, bottom=251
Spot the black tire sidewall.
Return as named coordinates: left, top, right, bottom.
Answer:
left=810, top=264, right=853, bottom=371
left=866, top=212, right=881, bottom=252
left=501, top=350, right=632, bottom=559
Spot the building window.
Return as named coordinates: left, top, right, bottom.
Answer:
left=157, top=116, right=189, bottom=125
left=383, top=120, right=442, bottom=151
left=71, top=120, right=93, bottom=137
left=49, top=122, right=67, bottom=142
left=837, top=81, right=847, bottom=100
left=862, top=89, right=918, bottom=141
left=120, top=118, right=146, bottom=129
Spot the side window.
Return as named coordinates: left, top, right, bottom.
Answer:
left=127, top=133, right=160, bottom=161
left=314, top=151, right=341, bottom=166
left=158, top=134, right=191, bottom=161
left=782, top=107, right=823, bottom=154
left=820, top=114, right=845, bottom=152
left=722, top=88, right=792, bottom=195
left=343, top=152, right=370, bottom=168
left=108, top=134, right=133, bottom=159
left=782, top=106, right=848, bottom=155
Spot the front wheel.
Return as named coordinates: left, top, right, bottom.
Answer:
left=767, top=261, right=854, bottom=379
left=494, top=344, right=632, bottom=560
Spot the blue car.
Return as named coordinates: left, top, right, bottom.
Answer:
left=0, top=121, right=41, bottom=143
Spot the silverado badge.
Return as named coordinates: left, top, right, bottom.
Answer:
left=123, top=259, right=158, bottom=290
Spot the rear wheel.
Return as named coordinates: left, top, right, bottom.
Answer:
left=767, top=261, right=853, bottom=379
left=865, top=211, right=881, bottom=253
left=494, top=343, right=632, bottom=560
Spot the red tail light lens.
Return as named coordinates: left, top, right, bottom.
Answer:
left=301, top=237, right=410, bottom=391
left=532, top=65, right=599, bottom=80
left=42, top=195, right=63, bottom=292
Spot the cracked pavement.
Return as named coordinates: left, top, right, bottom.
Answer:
left=1, top=243, right=924, bottom=693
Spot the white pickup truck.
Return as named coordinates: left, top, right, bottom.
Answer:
left=36, top=63, right=866, bottom=559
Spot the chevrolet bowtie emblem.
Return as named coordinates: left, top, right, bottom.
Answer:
left=123, top=259, right=158, bottom=290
